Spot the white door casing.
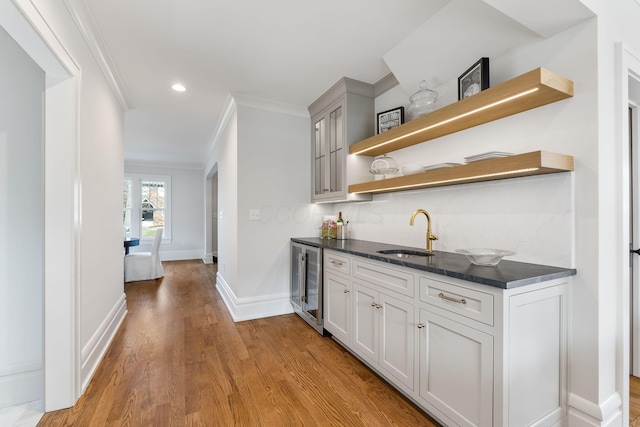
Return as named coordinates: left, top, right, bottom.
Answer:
left=0, top=0, right=82, bottom=412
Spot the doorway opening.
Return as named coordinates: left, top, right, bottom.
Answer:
left=204, top=163, right=219, bottom=265
left=623, top=42, right=640, bottom=426
left=0, top=23, right=44, bottom=424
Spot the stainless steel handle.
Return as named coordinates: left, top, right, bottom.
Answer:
left=438, top=292, right=466, bottom=305
left=331, top=260, right=344, bottom=267
left=343, top=290, right=349, bottom=294
left=371, top=302, right=377, bottom=307
left=417, top=323, right=425, bottom=329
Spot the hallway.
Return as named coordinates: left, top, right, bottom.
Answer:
left=38, top=260, right=438, bottom=426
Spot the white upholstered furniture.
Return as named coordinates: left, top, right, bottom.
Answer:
left=124, top=228, right=164, bottom=282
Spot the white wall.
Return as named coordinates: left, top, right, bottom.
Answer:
left=207, top=97, right=327, bottom=321
left=349, top=19, right=596, bottom=269
left=206, top=105, right=239, bottom=299
left=125, top=164, right=204, bottom=260
left=0, top=24, right=44, bottom=408
left=574, top=1, right=640, bottom=425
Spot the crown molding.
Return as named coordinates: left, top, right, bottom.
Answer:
left=206, top=95, right=237, bottom=161
left=63, top=0, right=130, bottom=109
left=374, top=73, right=399, bottom=97
left=232, top=93, right=309, bottom=118
left=125, top=160, right=204, bottom=171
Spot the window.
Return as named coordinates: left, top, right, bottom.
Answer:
left=123, top=174, right=171, bottom=241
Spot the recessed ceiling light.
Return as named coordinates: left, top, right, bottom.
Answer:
left=171, top=83, right=186, bottom=92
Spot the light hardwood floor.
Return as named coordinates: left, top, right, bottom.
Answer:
left=632, top=375, right=640, bottom=426
left=38, top=260, right=439, bottom=426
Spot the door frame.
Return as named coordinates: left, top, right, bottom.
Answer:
left=617, top=42, right=640, bottom=427
left=632, top=101, right=640, bottom=377
left=0, top=0, right=82, bottom=411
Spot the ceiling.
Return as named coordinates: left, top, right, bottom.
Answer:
left=75, top=0, right=451, bottom=167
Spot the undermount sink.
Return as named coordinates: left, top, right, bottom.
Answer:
left=376, top=249, right=434, bottom=258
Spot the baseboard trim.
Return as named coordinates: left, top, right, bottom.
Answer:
left=568, top=391, right=622, bottom=426
left=80, top=293, right=127, bottom=392
left=202, top=252, right=216, bottom=264
left=0, top=361, right=42, bottom=408
left=215, top=273, right=293, bottom=322
left=159, top=250, right=202, bottom=261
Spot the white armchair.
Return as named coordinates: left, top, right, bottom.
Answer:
left=124, top=228, right=164, bottom=282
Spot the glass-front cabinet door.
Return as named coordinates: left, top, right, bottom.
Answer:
left=313, top=116, right=326, bottom=198
left=312, top=100, right=344, bottom=201
left=329, top=104, right=344, bottom=195
left=308, top=77, right=374, bottom=203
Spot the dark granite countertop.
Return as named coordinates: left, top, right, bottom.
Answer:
left=291, top=237, right=576, bottom=289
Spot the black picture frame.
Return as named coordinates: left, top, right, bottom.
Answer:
left=377, top=106, right=405, bottom=134
left=458, top=57, right=490, bottom=100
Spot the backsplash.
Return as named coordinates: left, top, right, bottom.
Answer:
left=333, top=172, right=573, bottom=268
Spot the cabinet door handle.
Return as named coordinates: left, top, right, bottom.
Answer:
left=331, top=260, right=344, bottom=267
left=417, top=323, right=425, bottom=329
left=438, top=292, right=467, bottom=305
left=371, top=302, right=377, bottom=307
left=343, top=290, right=349, bottom=294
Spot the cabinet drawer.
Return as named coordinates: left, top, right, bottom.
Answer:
left=419, top=276, right=494, bottom=326
left=352, top=259, right=415, bottom=298
left=325, top=251, right=350, bottom=275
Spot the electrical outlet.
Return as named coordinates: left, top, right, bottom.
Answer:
left=249, top=209, right=261, bottom=221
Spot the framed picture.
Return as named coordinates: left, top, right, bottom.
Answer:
left=458, top=57, right=490, bottom=100
left=377, top=106, right=405, bottom=134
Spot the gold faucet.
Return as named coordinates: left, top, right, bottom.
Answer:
left=410, top=209, right=438, bottom=253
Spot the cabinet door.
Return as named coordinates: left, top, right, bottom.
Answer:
left=311, top=99, right=347, bottom=202
left=379, top=293, right=415, bottom=391
left=324, top=271, right=351, bottom=343
left=328, top=103, right=344, bottom=195
left=312, top=116, right=327, bottom=198
left=418, top=308, right=493, bottom=427
left=353, top=282, right=378, bottom=364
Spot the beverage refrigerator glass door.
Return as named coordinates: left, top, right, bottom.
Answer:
left=290, top=242, right=324, bottom=335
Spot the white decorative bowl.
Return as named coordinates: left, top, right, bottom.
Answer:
left=402, top=165, right=423, bottom=175
left=456, top=248, right=516, bottom=266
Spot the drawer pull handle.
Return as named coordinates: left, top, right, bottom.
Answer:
left=438, top=292, right=466, bottom=305
left=417, top=323, right=425, bottom=329
left=331, top=260, right=344, bottom=267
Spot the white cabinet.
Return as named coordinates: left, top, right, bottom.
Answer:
left=418, top=308, right=493, bottom=427
left=323, top=252, right=351, bottom=343
left=352, top=281, right=415, bottom=392
left=322, top=249, right=570, bottom=427
left=352, top=282, right=378, bottom=362
left=308, top=78, right=374, bottom=203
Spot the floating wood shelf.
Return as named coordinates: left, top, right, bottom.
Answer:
left=348, top=151, right=574, bottom=194
left=349, top=68, right=574, bottom=157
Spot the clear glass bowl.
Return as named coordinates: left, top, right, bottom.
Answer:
left=408, top=80, right=439, bottom=119
left=370, top=154, right=399, bottom=175
left=456, top=248, right=516, bottom=266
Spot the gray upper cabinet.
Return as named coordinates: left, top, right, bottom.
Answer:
left=309, top=78, right=374, bottom=203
